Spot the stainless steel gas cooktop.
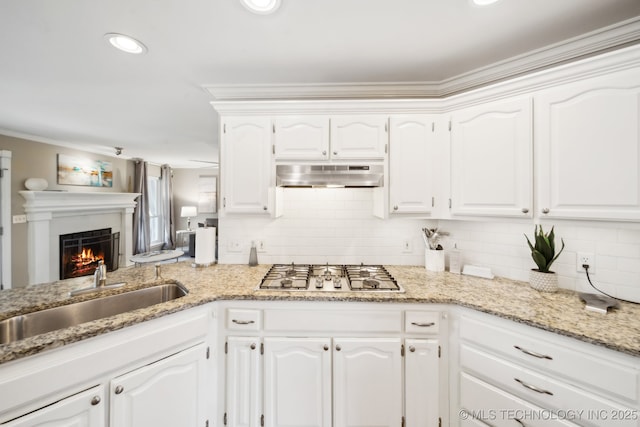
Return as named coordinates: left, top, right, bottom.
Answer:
left=257, top=263, right=404, bottom=292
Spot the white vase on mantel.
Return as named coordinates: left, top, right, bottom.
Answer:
left=24, top=178, right=48, bottom=191
left=425, top=250, right=445, bottom=272
left=529, top=269, right=559, bottom=292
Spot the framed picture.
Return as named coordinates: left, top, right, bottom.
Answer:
left=198, top=175, right=217, bottom=213
left=57, top=154, right=113, bottom=187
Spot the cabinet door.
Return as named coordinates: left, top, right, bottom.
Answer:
left=333, top=338, right=402, bottom=427
left=389, top=115, right=435, bottom=214
left=330, top=116, right=388, bottom=159
left=222, top=117, right=272, bottom=214
left=226, top=337, right=262, bottom=427
left=4, top=386, right=105, bottom=427
left=110, top=344, right=207, bottom=427
left=535, top=68, right=640, bottom=220
left=263, top=337, right=332, bottom=427
left=274, top=116, right=330, bottom=160
left=405, top=338, right=440, bottom=427
left=450, top=97, right=533, bottom=217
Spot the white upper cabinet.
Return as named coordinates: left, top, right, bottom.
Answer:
left=330, top=115, right=388, bottom=159
left=273, top=116, right=330, bottom=160
left=450, top=97, right=533, bottom=217
left=535, top=68, right=640, bottom=221
left=221, top=117, right=273, bottom=214
left=389, top=115, right=436, bottom=215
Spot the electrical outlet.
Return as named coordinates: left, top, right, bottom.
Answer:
left=256, top=240, right=266, bottom=252
left=402, top=239, right=413, bottom=253
left=577, top=252, right=595, bottom=273
left=228, top=240, right=242, bottom=253
left=12, top=214, right=26, bottom=224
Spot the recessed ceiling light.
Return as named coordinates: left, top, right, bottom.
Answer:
left=240, top=0, right=281, bottom=14
left=472, top=0, right=500, bottom=5
left=104, top=33, right=148, bottom=54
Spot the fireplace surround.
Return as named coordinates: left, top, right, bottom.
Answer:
left=20, top=191, right=139, bottom=285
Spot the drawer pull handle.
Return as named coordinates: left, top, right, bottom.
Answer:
left=232, top=319, right=255, bottom=325
left=514, top=345, right=553, bottom=360
left=515, top=378, right=553, bottom=395
left=411, top=321, right=435, bottom=327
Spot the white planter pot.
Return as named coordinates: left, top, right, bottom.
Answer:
left=529, top=269, right=559, bottom=292
left=425, top=250, right=445, bottom=272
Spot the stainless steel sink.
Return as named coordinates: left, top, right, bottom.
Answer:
left=0, top=283, right=188, bottom=345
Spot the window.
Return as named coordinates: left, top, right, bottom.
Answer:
left=148, top=176, right=163, bottom=247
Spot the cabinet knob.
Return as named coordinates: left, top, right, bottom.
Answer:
left=114, top=385, right=124, bottom=395
left=323, top=345, right=329, bottom=351
left=333, top=151, right=338, bottom=156
left=409, top=346, right=416, bottom=353
left=263, top=206, right=267, bottom=211
left=521, top=208, right=529, bottom=214
left=322, top=150, right=327, bottom=156
left=91, top=396, right=101, bottom=406
left=393, top=205, right=398, bottom=211
left=250, top=343, right=257, bottom=350
left=335, top=345, right=341, bottom=351
left=541, top=208, right=550, bottom=214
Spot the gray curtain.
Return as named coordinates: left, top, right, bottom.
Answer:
left=132, top=160, right=151, bottom=254
left=160, top=164, right=175, bottom=249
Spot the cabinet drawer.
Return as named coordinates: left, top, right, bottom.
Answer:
left=226, top=309, right=261, bottom=331
left=461, top=372, right=579, bottom=427
left=405, top=311, right=439, bottom=334
left=263, top=309, right=401, bottom=333
left=461, top=344, right=638, bottom=427
left=460, top=315, right=639, bottom=402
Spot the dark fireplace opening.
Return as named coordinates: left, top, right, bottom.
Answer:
left=59, top=228, right=120, bottom=280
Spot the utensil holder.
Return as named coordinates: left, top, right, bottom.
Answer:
left=425, top=250, right=445, bottom=272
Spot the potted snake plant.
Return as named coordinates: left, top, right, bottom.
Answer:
left=524, top=225, right=565, bottom=292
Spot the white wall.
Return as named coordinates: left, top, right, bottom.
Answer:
left=219, top=188, right=437, bottom=266
left=440, top=219, right=640, bottom=302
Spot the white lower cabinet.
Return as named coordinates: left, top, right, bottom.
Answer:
left=222, top=303, right=445, bottom=427
left=3, top=386, right=105, bottom=427
left=333, top=338, right=403, bottom=427
left=110, top=343, right=208, bottom=427
left=226, top=337, right=263, bottom=427
left=455, top=309, right=640, bottom=427
left=263, top=337, right=332, bottom=427
left=405, top=338, right=441, bottom=427
left=0, top=306, right=212, bottom=427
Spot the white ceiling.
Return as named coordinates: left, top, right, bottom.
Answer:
left=1, top=0, right=639, bottom=168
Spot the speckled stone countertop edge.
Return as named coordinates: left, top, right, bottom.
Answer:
left=0, top=262, right=638, bottom=365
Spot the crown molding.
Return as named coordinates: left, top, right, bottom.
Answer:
left=204, top=16, right=640, bottom=101
left=211, top=42, right=640, bottom=115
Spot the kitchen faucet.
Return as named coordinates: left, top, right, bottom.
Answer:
left=94, top=260, right=107, bottom=288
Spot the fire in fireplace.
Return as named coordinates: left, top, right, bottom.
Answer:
left=59, top=228, right=120, bottom=280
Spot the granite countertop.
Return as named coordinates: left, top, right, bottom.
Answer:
left=0, top=262, right=639, bottom=364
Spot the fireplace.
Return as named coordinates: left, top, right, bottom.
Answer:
left=59, top=228, right=120, bottom=280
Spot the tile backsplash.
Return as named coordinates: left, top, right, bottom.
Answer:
left=219, top=188, right=640, bottom=302
left=440, top=219, right=640, bottom=302
left=219, top=188, right=436, bottom=266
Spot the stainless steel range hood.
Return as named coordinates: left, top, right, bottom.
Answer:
left=276, top=164, right=384, bottom=188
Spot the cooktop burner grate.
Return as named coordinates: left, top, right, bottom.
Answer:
left=257, top=263, right=403, bottom=292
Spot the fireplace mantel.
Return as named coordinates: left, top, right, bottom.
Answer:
left=20, top=191, right=140, bottom=285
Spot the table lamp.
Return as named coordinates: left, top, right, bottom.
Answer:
left=181, top=206, right=197, bottom=231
